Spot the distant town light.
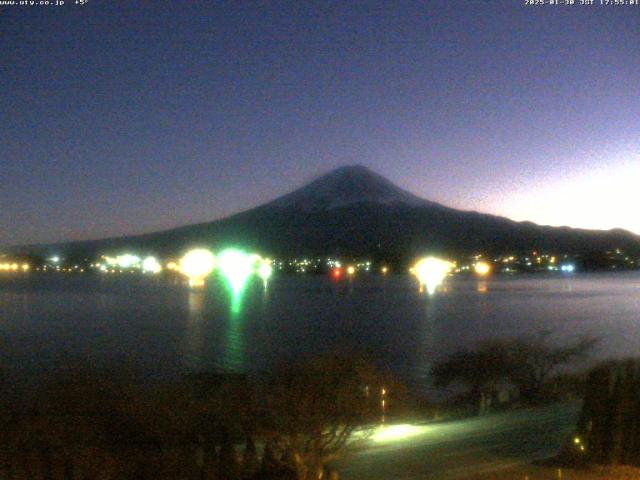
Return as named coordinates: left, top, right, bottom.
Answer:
left=258, top=260, right=273, bottom=282
left=331, top=267, right=343, bottom=280
left=116, top=254, right=140, bottom=269
left=142, top=256, right=162, bottom=274
left=166, top=261, right=178, bottom=271
left=474, top=261, right=491, bottom=276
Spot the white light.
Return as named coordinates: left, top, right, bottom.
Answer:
left=413, top=257, right=454, bottom=294
left=180, top=249, right=216, bottom=287
left=258, top=260, right=273, bottom=282
left=474, top=261, right=491, bottom=276
left=116, top=254, right=140, bottom=269
left=142, top=256, right=162, bottom=274
left=371, top=424, right=430, bottom=443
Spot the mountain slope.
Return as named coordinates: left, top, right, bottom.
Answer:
left=6, top=165, right=640, bottom=260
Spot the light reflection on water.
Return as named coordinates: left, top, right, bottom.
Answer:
left=184, top=290, right=206, bottom=370
left=0, top=272, right=639, bottom=392
left=223, top=281, right=248, bottom=371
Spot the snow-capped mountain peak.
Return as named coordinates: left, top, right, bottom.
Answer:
left=266, top=165, right=434, bottom=211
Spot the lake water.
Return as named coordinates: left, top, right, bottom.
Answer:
left=0, top=272, right=639, bottom=393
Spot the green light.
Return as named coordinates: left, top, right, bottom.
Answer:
left=217, top=249, right=255, bottom=296
left=216, top=249, right=257, bottom=371
left=225, top=302, right=244, bottom=369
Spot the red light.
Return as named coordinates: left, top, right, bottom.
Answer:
left=332, top=268, right=343, bottom=280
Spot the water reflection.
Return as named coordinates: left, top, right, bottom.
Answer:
left=188, top=289, right=205, bottom=315
left=222, top=277, right=251, bottom=371
left=562, top=280, right=574, bottom=293
left=3, top=273, right=640, bottom=392
left=415, top=288, right=441, bottom=392
left=184, top=290, right=206, bottom=370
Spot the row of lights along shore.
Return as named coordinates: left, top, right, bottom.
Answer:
left=1, top=248, right=583, bottom=297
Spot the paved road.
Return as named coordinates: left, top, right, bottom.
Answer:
left=337, top=403, right=579, bottom=479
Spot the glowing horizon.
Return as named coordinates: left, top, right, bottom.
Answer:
left=489, top=156, right=640, bottom=235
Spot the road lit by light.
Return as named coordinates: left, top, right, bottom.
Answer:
left=413, top=257, right=454, bottom=294
left=371, top=424, right=431, bottom=443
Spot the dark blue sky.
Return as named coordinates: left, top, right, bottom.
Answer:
left=1, top=0, right=638, bottom=246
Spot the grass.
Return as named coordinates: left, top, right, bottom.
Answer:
left=462, top=465, right=640, bottom=480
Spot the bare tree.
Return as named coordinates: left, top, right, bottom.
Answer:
left=505, top=330, right=598, bottom=404
left=431, top=331, right=598, bottom=410
left=257, top=352, right=394, bottom=480
left=431, top=342, right=509, bottom=414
